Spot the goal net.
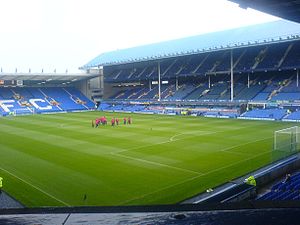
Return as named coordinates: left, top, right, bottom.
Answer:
left=273, top=126, right=300, bottom=161
left=13, top=107, right=35, bottom=116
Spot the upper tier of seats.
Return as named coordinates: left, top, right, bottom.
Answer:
left=104, top=42, right=300, bottom=82
left=107, top=73, right=300, bottom=102
left=0, top=87, right=94, bottom=116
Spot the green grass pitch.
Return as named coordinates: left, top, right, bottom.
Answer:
left=0, top=111, right=295, bottom=207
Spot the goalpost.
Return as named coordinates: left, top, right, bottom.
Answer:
left=273, top=126, right=300, bottom=161
left=13, top=107, right=35, bottom=116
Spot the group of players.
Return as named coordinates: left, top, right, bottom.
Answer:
left=92, top=116, right=132, bottom=128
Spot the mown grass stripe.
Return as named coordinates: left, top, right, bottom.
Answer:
left=0, top=166, right=70, bottom=206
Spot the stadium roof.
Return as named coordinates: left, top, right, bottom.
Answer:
left=82, top=20, right=300, bottom=68
left=229, top=0, right=300, bottom=23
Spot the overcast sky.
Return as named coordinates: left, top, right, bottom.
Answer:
left=0, top=0, right=278, bottom=73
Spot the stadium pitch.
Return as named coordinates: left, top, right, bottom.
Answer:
left=0, top=112, right=295, bottom=207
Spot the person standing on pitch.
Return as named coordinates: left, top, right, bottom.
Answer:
left=111, top=117, right=115, bottom=126
left=0, top=177, right=3, bottom=194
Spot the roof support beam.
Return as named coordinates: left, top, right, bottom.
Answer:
left=230, top=49, right=234, bottom=102
left=297, top=69, right=299, bottom=87
left=158, top=61, right=161, bottom=101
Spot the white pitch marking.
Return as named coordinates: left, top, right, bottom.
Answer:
left=120, top=150, right=270, bottom=204
left=0, top=166, right=70, bottom=206
left=116, top=131, right=217, bottom=154
left=111, top=152, right=203, bottom=175
left=169, top=131, right=217, bottom=142
left=219, top=137, right=272, bottom=154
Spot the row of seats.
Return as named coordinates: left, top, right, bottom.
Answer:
left=99, top=103, right=146, bottom=113
left=202, top=111, right=239, bottom=118
left=100, top=100, right=300, bottom=121
left=285, top=111, right=300, bottom=120
left=108, top=78, right=300, bottom=102
left=241, top=109, right=287, bottom=120
left=99, top=102, right=240, bottom=118
left=257, top=172, right=300, bottom=201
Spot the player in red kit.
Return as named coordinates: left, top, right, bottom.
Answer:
left=128, top=116, right=132, bottom=124
left=95, top=118, right=100, bottom=128
left=111, top=118, right=115, bottom=126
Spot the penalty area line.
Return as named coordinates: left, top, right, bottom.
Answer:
left=111, top=152, right=203, bottom=175
left=0, top=166, right=70, bottom=207
left=169, top=131, right=217, bottom=142
left=219, top=137, right=272, bottom=155
left=116, top=131, right=217, bottom=154
left=120, top=150, right=270, bottom=205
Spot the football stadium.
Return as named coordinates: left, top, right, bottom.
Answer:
left=1, top=0, right=300, bottom=224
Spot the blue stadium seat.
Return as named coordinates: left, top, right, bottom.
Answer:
left=0, top=87, right=94, bottom=116
left=257, top=172, right=300, bottom=201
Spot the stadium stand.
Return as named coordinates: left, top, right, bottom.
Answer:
left=81, top=20, right=300, bottom=124
left=240, top=108, right=287, bottom=120
left=89, top=20, right=300, bottom=125
left=284, top=110, right=300, bottom=120
left=0, top=87, right=94, bottom=116
left=167, top=84, right=196, bottom=100
left=98, top=33, right=300, bottom=120
left=257, top=172, right=300, bottom=200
